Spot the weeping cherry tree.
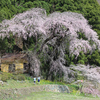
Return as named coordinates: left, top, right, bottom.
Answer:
left=0, top=8, right=100, bottom=79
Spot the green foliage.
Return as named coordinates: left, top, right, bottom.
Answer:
left=23, top=1, right=34, bottom=8
left=77, top=52, right=88, bottom=64
left=40, top=53, right=50, bottom=80
left=49, top=72, right=64, bottom=82
left=1, top=75, right=9, bottom=82
left=67, top=84, right=79, bottom=93
left=0, top=72, right=26, bottom=82
left=0, top=72, right=13, bottom=82
left=77, top=32, right=88, bottom=40
left=0, top=0, right=50, bottom=22
left=23, top=37, right=36, bottom=51
left=0, top=35, right=15, bottom=53
left=65, top=50, right=75, bottom=66
left=88, top=50, right=100, bottom=66
left=17, top=74, right=25, bottom=81
left=33, top=1, right=50, bottom=14
left=76, top=74, right=85, bottom=80
left=12, top=75, right=18, bottom=80
left=65, top=51, right=89, bottom=66
left=78, top=60, right=85, bottom=64
left=40, top=79, right=66, bottom=85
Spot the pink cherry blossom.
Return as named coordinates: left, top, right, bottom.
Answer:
left=0, top=8, right=100, bottom=57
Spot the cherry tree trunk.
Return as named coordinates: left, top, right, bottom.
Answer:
left=14, top=35, right=23, bottom=50
left=27, top=51, right=41, bottom=77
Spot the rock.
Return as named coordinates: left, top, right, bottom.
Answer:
left=0, top=80, right=3, bottom=86
left=44, top=85, right=70, bottom=93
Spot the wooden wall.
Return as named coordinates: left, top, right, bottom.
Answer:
left=1, top=63, right=24, bottom=73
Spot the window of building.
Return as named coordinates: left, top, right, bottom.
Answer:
left=9, top=64, right=15, bottom=72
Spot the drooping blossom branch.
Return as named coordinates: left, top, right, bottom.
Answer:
left=0, top=8, right=100, bottom=57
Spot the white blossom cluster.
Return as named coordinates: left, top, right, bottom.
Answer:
left=0, top=8, right=100, bottom=57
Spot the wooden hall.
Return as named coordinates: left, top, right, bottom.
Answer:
left=0, top=53, right=28, bottom=73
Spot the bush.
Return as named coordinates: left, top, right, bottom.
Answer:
left=0, top=72, right=13, bottom=82
left=67, top=84, right=79, bottom=94
left=12, top=75, right=18, bottom=80
left=78, top=60, right=85, bottom=64
left=0, top=72, right=26, bottom=81
left=17, top=74, right=25, bottom=81
left=1, top=75, right=10, bottom=82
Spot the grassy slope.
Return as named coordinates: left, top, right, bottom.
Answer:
left=8, top=91, right=100, bottom=100
left=0, top=80, right=100, bottom=100
left=0, top=73, right=99, bottom=100
left=0, top=79, right=66, bottom=89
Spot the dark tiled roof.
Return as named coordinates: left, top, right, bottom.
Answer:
left=1, top=53, right=28, bottom=64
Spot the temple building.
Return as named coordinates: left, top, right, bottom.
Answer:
left=0, top=53, right=28, bottom=73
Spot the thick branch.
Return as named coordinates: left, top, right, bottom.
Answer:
left=38, top=34, right=56, bottom=54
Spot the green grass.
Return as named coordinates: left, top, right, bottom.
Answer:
left=0, top=73, right=99, bottom=100
left=0, top=79, right=79, bottom=92
left=7, top=91, right=100, bottom=100
left=0, top=75, right=100, bottom=100
left=0, top=80, right=34, bottom=89
left=40, top=79, right=66, bottom=85
left=0, top=77, right=69, bottom=89
left=0, top=72, right=77, bottom=90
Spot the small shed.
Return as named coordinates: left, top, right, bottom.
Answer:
left=0, top=53, right=28, bottom=73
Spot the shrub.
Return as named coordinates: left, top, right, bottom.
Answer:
left=0, top=72, right=26, bottom=81
left=12, top=75, right=18, bottom=80
left=0, top=72, right=13, bottom=82
left=1, top=75, right=10, bottom=82
left=4, top=72, right=13, bottom=78
left=17, top=74, right=25, bottom=81
left=67, top=84, right=79, bottom=93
